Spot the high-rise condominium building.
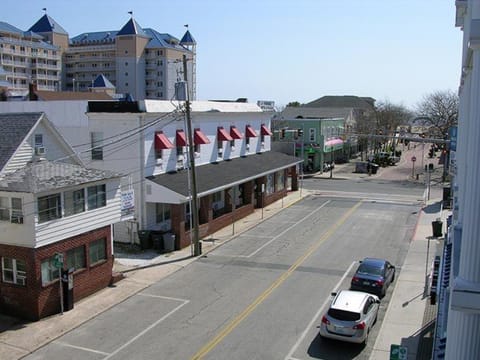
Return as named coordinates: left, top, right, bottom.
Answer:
left=0, top=13, right=196, bottom=100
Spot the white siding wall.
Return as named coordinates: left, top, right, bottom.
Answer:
left=2, top=120, right=80, bottom=175
left=35, top=179, right=122, bottom=248
left=0, top=192, right=35, bottom=247
left=2, top=142, right=34, bottom=175
left=144, top=112, right=272, bottom=176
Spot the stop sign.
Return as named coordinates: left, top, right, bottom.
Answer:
left=411, top=156, right=417, bottom=162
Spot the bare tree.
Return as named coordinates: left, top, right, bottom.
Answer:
left=375, top=101, right=412, bottom=134
left=355, top=100, right=411, bottom=158
left=415, top=90, right=458, bottom=138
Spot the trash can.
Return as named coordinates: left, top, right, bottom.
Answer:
left=163, top=233, right=175, bottom=252
left=151, top=232, right=163, bottom=251
left=137, top=230, right=151, bottom=250
left=432, top=219, right=443, bottom=238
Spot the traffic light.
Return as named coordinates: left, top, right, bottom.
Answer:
left=280, top=128, right=286, bottom=139
left=297, top=128, right=304, bottom=137
left=429, top=148, right=434, bottom=158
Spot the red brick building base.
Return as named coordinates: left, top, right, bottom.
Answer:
left=0, top=226, right=113, bottom=321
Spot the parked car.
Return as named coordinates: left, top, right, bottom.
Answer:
left=350, top=258, right=396, bottom=297
left=319, top=290, right=380, bottom=344
left=374, top=152, right=400, bottom=166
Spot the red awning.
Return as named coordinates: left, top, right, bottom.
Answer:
left=155, top=132, right=174, bottom=150
left=230, top=126, right=243, bottom=139
left=245, top=125, right=257, bottom=138
left=176, top=130, right=187, bottom=146
left=261, top=124, right=273, bottom=136
left=218, top=127, right=233, bottom=141
left=194, top=129, right=211, bottom=145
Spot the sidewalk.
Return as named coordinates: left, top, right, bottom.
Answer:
left=0, top=190, right=308, bottom=360
left=369, top=187, right=449, bottom=360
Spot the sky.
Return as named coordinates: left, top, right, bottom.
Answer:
left=2, top=0, right=462, bottom=110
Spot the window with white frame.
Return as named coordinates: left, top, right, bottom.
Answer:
left=176, top=145, right=183, bottom=158
left=89, top=238, right=106, bottom=265
left=38, top=193, right=61, bottom=223
left=0, top=197, right=10, bottom=221
left=90, top=132, right=103, bottom=160
left=11, top=198, right=23, bottom=224
left=66, top=246, right=86, bottom=271
left=87, top=184, right=106, bottom=210
left=41, top=257, right=60, bottom=285
left=155, top=203, right=171, bottom=224
left=2, top=257, right=26, bottom=285
left=64, top=189, right=85, bottom=216
left=34, top=134, right=43, bottom=147
left=155, top=148, right=163, bottom=160
left=0, top=197, right=23, bottom=223
left=309, top=128, right=316, bottom=142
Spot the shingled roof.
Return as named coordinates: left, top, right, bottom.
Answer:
left=0, top=112, right=43, bottom=171
left=28, top=14, right=68, bottom=35
left=0, top=160, right=121, bottom=193
left=304, top=96, right=375, bottom=110
left=280, top=106, right=353, bottom=120
left=117, top=18, right=148, bottom=37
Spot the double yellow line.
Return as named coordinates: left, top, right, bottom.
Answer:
left=191, top=201, right=362, bottom=360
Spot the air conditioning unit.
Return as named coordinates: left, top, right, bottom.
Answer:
left=35, top=146, right=46, bottom=155
left=11, top=215, right=23, bottom=224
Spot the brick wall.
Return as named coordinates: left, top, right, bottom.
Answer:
left=0, top=225, right=113, bottom=321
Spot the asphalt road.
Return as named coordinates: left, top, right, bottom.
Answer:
left=24, top=183, right=423, bottom=360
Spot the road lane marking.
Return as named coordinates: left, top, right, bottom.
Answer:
left=284, top=261, right=358, bottom=360
left=52, top=341, right=110, bottom=356
left=245, top=200, right=331, bottom=258
left=190, top=201, right=363, bottom=360
left=237, top=234, right=275, bottom=239
left=137, top=293, right=190, bottom=302
left=53, top=295, right=190, bottom=358
left=103, top=298, right=190, bottom=359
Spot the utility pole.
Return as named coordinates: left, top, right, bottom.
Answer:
left=183, top=55, right=201, bottom=256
